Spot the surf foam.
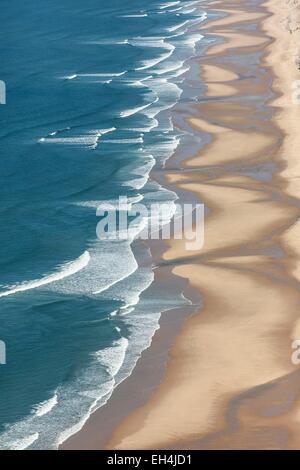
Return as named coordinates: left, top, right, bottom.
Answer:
left=0, top=251, right=90, bottom=299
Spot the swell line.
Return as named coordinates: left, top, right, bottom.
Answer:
left=0, top=251, right=91, bottom=298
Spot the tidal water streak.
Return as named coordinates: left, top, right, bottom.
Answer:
left=0, top=0, right=207, bottom=449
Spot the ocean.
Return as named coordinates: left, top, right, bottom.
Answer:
left=0, top=0, right=207, bottom=449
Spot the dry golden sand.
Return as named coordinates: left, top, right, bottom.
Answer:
left=105, top=0, right=300, bottom=450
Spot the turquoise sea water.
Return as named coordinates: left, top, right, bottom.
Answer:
left=0, top=0, right=207, bottom=449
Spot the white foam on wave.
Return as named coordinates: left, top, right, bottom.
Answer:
left=121, top=117, right=159, bottom=133
left=121, top=156, right=156, bottom=190
left=62, top=72, right=126, bottom=80
left=167, top=20, right=189, bottom=32
left=123, top=79, right=147, bottom=88
left=90, top=219, right=149, bottom=294
left=88, top=127, right=116, bottom=148
left=39, top=135, right=97, bottom=146
left=75, top=194, right=143, bottom=210
left=94, top=337, right=129, bottom=377
left=9, top=433, right=39, bottom=450
left=125, top=36, right=182, bottom=76
left=93, top=79, right=113, bottom=84
left=159, top=1, right=180, bottom=9
left=147, top=135, right=181, bottom=166
left=101, top=137, right=144, bottom=144
left=166, top=6, right=183, bottom=12
left=119, top=98, right=158, bottom=118
left=45, top=127, right=71, bottom=138
left=135, top=49, right=174, bottom=71
left=45, top=187, right=153, bottom=299
left=182, top=7, right=197, bottom=14
left=39, top=127, right=116, bottom=149
left=33, top=394, right=58, bottom=418
left=168, top=65, right=190, bottom=78
left=86, top=39, right=129, bottom=45
left=130, top=37, right=173, bottom=48
left=120, top=75, right=153, bottom=89
left=63, top=74, right=77, bottom=80
left=140, top=78, right=182, bottom=120
left=77, top=72, right=126, bottom=77
left=121, top=14, right=148, bottom=17
left=154, top=59, right=185, bottom=75
left=0, top=251, right=90, bottom=299
left=182, top=32, right=204, bottom=50
left=50, top=242, right=139, bottom=298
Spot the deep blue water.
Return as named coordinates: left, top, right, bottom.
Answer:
left=0, top=0, right=207, bottom=449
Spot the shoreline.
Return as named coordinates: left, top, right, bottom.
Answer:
left=105, top=0, right=300, bottom=450
left=65, top=0, right=300, bottom=450
left=59, top=5, right=209, bottom=449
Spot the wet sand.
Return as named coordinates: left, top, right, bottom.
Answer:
left=103, top=0, right=300, bottom=450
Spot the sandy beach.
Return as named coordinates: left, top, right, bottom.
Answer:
left=62, top=0, right=300, bottom=450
